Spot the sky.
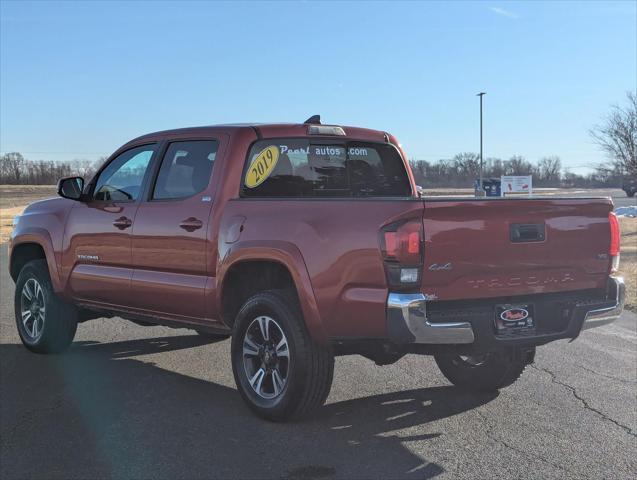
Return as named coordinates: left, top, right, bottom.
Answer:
left=1, top=0, right=635, bottom=174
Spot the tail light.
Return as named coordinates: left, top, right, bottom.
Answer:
left=609, top=212, right=620, bottom=273
left=379, top=219, right=423, bottom=290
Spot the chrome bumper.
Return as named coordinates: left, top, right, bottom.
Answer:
left=386, top=277, right=625, bottom=345
left=387, top=293, right=475, bottom=344
left=581, top=276, right=625, bottom=330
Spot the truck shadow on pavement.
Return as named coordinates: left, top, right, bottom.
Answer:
left=0, top=335, right=497, bottom=480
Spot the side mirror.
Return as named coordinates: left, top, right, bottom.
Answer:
left=57, top=176, right=85, bottom=201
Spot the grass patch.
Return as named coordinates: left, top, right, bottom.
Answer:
left=0, top=185, right=56, bottom=209
left=618, top=217, right=637, bottom=311
left=0, top=186, right=56, bottom=242
left=0, top=206, right=25, bottom=243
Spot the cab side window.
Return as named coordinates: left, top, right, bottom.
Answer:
left=93, top=146, right=156, bottom=201
left=152, top=140, right=218, bottom=200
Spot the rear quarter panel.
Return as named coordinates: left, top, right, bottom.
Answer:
left=214, top=127, right=421, bottom=340
left=219, top=199, right=423, bottom=339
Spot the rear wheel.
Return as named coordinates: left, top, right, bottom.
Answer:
left=231, top=290, right=334, bottom=421
left=14, top=259, right=77, bottom=354
left=434, top=347, right=534, bottom=392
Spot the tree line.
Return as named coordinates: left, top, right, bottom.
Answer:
left=409, top=154, right=623, bottom=188
left=0, top=152, right=103, bottom=185
left=0, top=149, right=619, bottom=188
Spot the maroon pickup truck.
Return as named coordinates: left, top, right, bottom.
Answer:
left=9, top=118, right=625, bottom=420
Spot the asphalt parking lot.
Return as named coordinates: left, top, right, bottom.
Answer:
left=1, top=245, right=636, bottom=480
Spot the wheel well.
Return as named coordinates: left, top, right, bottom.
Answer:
left=10, top=243, right=46, bottom=281
left=221, top=261, right=297, bottom=327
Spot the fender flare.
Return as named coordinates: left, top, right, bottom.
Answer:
left=217, top=240, right=327, bottom=344
left=10, top=229, right=62, bottom=293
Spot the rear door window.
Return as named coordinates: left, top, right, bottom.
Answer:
left=152, top=140, right=218, bottom=200
left=241, top=139, right=411, bottom=198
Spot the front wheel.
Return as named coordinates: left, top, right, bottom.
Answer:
left=14, top=259, right=78, bottom=354
left=231, top=290, right=334, bottom=421
left=434, top=347, right=534, bottom=392
left=626, top=190, right=635, bottom=198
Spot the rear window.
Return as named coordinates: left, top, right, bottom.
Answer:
left=240, top=139, right=412, bottom=198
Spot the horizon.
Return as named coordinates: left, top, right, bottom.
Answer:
left=1, top=1, right=635, bottom=174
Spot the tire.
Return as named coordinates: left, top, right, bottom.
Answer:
left=626, top=190, right=635, bottom=198
left=434, top=348, right=534, bottom=392
left=231, top=290, right=334, bottom=421
left=14, top=259, right=77, bottom=354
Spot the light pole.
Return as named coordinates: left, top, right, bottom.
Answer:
left=477, top=92, right=486, bottom=195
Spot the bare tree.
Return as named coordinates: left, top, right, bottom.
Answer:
left=537, top=156, right=562, bottom=185
left=590, top=92, right=637, bottom=175
left=505, top=155, right=533, bottom=175
left=452, top=152, right=480, bottom=179
left=409, top=159, right=427, bottom=185
left=0, top=152, right=25, bottom=183
left=486, top=157, right=505, bottom=178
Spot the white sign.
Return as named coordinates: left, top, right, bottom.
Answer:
left=501, top=175, right=533, bottom=196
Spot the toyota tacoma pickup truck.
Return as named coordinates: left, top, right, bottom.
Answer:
left=10, top=117, right=625, bottom=421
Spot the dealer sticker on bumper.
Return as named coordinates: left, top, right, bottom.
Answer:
left=494, top=304, right=535, bottom=335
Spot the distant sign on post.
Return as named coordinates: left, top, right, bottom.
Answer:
left=501, top=175, right=532, bottom=196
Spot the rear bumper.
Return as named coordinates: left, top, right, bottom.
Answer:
left=386, top=276, right=625, bottom=348
left=581, top=276, right=625, bottom=330
left=386, top=293, right=475, bottom=344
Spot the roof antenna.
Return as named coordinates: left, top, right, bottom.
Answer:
left=304, top=115, right=321, bottom=125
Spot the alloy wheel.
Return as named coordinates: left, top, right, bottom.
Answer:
left=20, top=278, right=45, bottom=341
left=242, top=316, right=290, bottom=399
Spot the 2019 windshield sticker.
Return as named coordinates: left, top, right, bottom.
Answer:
left=245, top=146, right=280, bottom=188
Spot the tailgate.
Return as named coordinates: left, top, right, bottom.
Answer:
left=421, top=197, right=613, bottom=301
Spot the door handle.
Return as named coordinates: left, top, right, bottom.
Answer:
left=179, top=217, right=203, bottom=232
left=113, top=216, right=132, bottom=230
